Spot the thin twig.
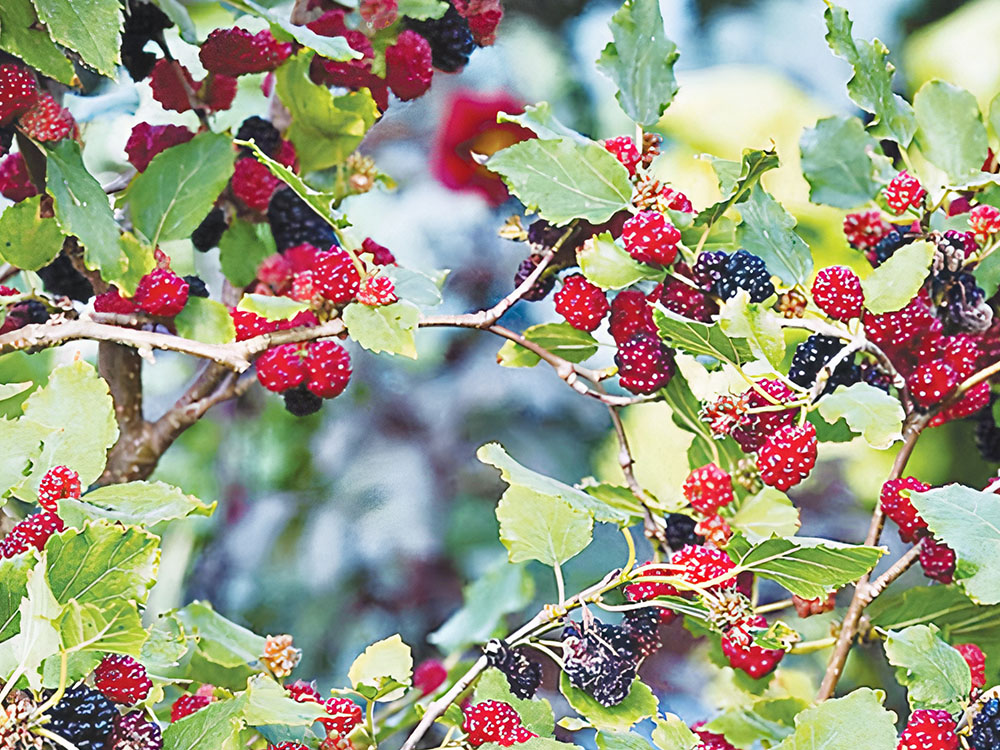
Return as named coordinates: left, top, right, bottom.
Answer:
left=861, top=541, right=923, bottom=606
left=606, top=404, right=667, bottom=545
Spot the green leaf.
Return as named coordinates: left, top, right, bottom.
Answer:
left=496, top=486, right=592, bottom=567
left=0, top=195, right=66, bottom=270
left=860, top=239, right=934, bottom=314
left=660, top=367, right=744, bottom=473
left=775, top=688, right=897, bottom=750
left=800, top=116, right=887, bottom=208
left=498, top=323, right=599, bottom=368
left=694, top=148, right=779, bottom=228
left=0, top=0, right=76, bottom=83
left=31, top=0, right=121, bottom=77
left=650, top=714, right=699, bottom=750
left=348, top=634, right=412, bottom=701
left=0, top=418, right=52, bottom=499
left=0, top=382, right=32, bottom=402
left=46, top=140, right=127, bottom=281
left=914, top=81, right=989, bottom=181
left=974, top=247, right=1000, bottom=296
left=718, top=290, right=784, bottom=367
left=884, top=625, right=971, bottom=713
left=578, top=233, right=663, bottom=290
left=428, top=559, right=534, bottom=652
left=236, top=293, right=310, bottom=323
left=596, top=0, right=679, bottom=127
left=58, top=600, right=146, bottom=657
left=127, top=132, right=236, bottom=246
left=727, top=534, right=884, bottom=599
left=239, top=0, right=360, bottom=62
left=46, top=522, right=158, bottom=609
left=175, top=298, right=237, bottom=345
left=276, top=51, right=379, bottom=172
left=397, top=0, right=448, bottom=19
left=58, top=480, right=216, bottom=528
left=823, top=4, right=916, bottom=146
left=343, top=300, right=420, bottom=358
left=0, top=555, right=33, bottom=641
left=162, top=694, right=246, bottom=750
left=487, top=139, right=632, bottom=226
left=705, top=698, right=807, bottom=748
left=736, top=187, right=812, bottom=286
left=243, top=673, right=326, bottom=726
left=219, top=220, right=276, bottom=288
left=0, top=555, right=62, bottom=691
left=112, top=232, right=156, bottom=296
left=497, top=103, right=589, bottom=143
left=474, top=668, right=555, bottom=736
left=909, top=484, right=1000, bottom=604
left=729, top=488, right=800, bottom=543
left=817, top=382, right=904, bottom=449
left=559, top=673, right=657, bottom=731
left=597, top=732, right=652, bottom=750
left=478, top=442, right=634, bottom=525
left=653, top=307, right=754, bottom=366
left=382, top=267, right=443, bottom=307
left=171, top=601, right=266, bottom=669
left=19, top=360, right=118, bottom=490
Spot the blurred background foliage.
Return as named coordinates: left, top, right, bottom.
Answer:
left=4, top=0, right=1000, bottom=728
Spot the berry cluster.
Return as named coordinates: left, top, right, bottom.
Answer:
left=462, top=700, right=536, bottom=747
left=484, top=640, right=543, bottom=699
left=0, top=465, right=81, bottom=558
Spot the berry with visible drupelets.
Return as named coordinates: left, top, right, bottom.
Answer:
left=682, top=463, right=735, bottom=515
left=716, top=249, right=775, bottom=303
left=693, top=727, right=738, bottom=750
left=232, top=157, right=282, bottom=212
left=788, top=334, right=860, bottom=392
left=261, top=633, right=301, bottom=679
left=0, top=65, right=38, bottom=125
left=956, top=643, right=986, bottom=690
left=615, top=331, right=675, bottom=394
left=758, top=422, right=817, bottom=491
left=287, top=680, right=322, bottom=703
left=236, top=116, right=282, bottom=158
left=883, top=170, right=925, bottom=214
left=869, top=229, right=911, bottom=267
left=721, top=615, right=784, bottom=679
left=94, top=654, right=152, bottom=705
left=700, top=393, right=750, bottom=438
left=462, top=700, right=536, bottom=747
left=358, top=276, right=397, bottom=306
left=199, top=28, right=291, bottom=76
left=920, top=537, right=955, bottom=584
left=908, top=360, right=959, bottom=408
left=622, top=211, right=680, bottom=265
left=609, top=289, right=655, bottom=345
left=313, top=248, right=361, bottom=304
left=170, top=693, right=212, bottom=721
left=864, top=296, right=936, bottom=347
left=513, top=255, right=555, bottom=301
left=268, top=187, right=338, bottom=251
left=604, top=136, right=641, bottom=176
left=554, top=274, right=609, bottom=331
left=320, top=697, right=363, bottom=736
left=484, top=640, right=543, bottom=699
left=970, top=204, right=1000, bottom=243
left=664, top=513, right=704, bottom=551
left=560, top=619, right=642, bottom=707
left=880, top=476, right=931, bottom=543
left=972, top=697, right=1000, bottom=749
left=37, top=465, right=81, bottom=512
left=0, top=512, right=64, bottom=558
left=406, top=6, right=475, bottom=72
left=133, top=268, right=189, bottom=317
left=671, top=544, right=737, bottom=588
left=150, top=59, right=200, bottom=113
left=624, top=561, right=680, bottom=623
left=658, top=271, right=718, bottom=322
left=842, top=209, right=890, bottom=249
left=0, top=152, right=39, bottom=202
left=622, top=607, right=661, bottom=656
left=897, top=709, right=958, bottom=750
left=44, top=684, right=117, bottom=750
left=283, top=385, right=322, bottom=417
left=257, top=345, right=306, bottom=393
left=731, top=379, right=798, bottom=453
left=305, top=341, right=352, bottom=399
left=126, top=122, right=195, bottom=172
left=695, top=514, right=732, bottom=546
left=413, top=659, right=447, bottom=695
left=811, top=266, right=864, bottom=320
left=692, top=250, right=728, bottom=292
left=385, top=30, right=434, bottom=101
left=19, top=94, right=76, bottom=142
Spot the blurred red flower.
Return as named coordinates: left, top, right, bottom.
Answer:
left=432, top=91, right=532, bottom=206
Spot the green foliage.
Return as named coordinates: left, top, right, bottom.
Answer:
left=884, top=625, right=971, bottom=713
left=913, top=81, right=989, bottom=181
left=718, top=291, right=784, bottom=367
left=705, top=698, right=806, bottom=748
left=860, top=239, right=935, bottom=314
left=816, top=382, right=905, bottom=449
left=653, top=307, right=754, bottom=366
left=498, top=103, right=590, bottom=143
left=695, top=148, right=779, bottom=228
left=800, top=116, right=889, bottom=208
left=650, top=714, right=699, bottom=750
left=0, top=195, right=66, bottom=271
left=348, top=634, right=412, bottom=700
left=728, top=488, right=800, bottom=542
left=58, top=480, right=216, bottom=527
left=175, top=298, right=238, bottom=345
left=773, top=688, right=897, bottom=750
left=559, top=673, right=657, bottom=731
left=496, top=485, right=593, bottom=567
left=32, top=0, right=121, bottom=77
left=343, top=301, right=421, bottom=358
left=735, top=186, right=812, bottom=286
left=498, top=323, right=599, bottom=367
left=0, top=555, right=61, bottom=691
left=0, top=0, right=76, bottom=83
left=596, top=0, right=679, bottom=127
left=579, top=233, right=663, bottom=290
left=487, top=139, right=633, bottom=226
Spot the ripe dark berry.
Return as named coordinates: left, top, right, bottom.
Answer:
left=257, top=344, right=306, bottom=393
left=0, top=64, right=38, bottom=125
left=513, top=255, right=555, bottom=301
left=305, top=341, right=352, bottom=399
left=842, top=209, right=890, bottom=250
left=972, top=698, right=1000, bottom=750
left=313, top=248, right=361, bottom=304
left=37, top=465, right=81, bottom=512
left=692, top=250, right=727, bottom=292
left=604, top=136, right=641, bottom=176
left=319, top=697, right=363, bottom=736
left=976, top=399, right=1000, bottom=462
left=413, top=659, right=448, bottom=695
left=869, top=228, right=911, bottom=267
left=462, top=700, right=536, bottom=747
left=788, top=334, right=860, bottom=392
left=94, top=654, right=152, bottom=705
left=658, top=275, right=717, bottom=322
left=879, top=476, right=930, bottom=543
left=731, top=379, right=798, bottom=453
left=716, top=249, right=775, bottom=303
left=908, top=360, right=959, bottom=408
left=956, top=643, right=986, bottom=690
left=624, top=562, right=680, bottom=623
left=183, top=275, right=209, bottom=299
left=883, top=170, right=925, bottom=214
left=385, top=30, right=434, bottom=101
left=44, top=684, right=117, bottom=750
left=671, top=544, right=737, bottom=589
left=664, top=513, right=704, bottom=551
left=615, top=331, right=675, bottom=394
left=20, top=93, right=76, bottom=142
left=897, top=709, right=958, bottom=750
left=622, top=211, right=680, bottom=265
left=561, top=620, right=642, bottom=707
left=946, top=272, right=993, bottom=333
left=720, top=615, right=784, bottom=679
left=268, top=187, right=338, bottom=252
left=106, top=710, right=163, bottom=750
left=621, top=607, right=661, bottom=656
left=758, top=422, right=817, bottom=491
left=199, top=28, right=291, bottom=76
left=121, top=1, right=173, bottom=81
left=0, top=152, right=39, bottom=202
left=609, top=289, right=655, bottom=345
left=133, top=268, right=189, bottom=317
left=283, top=385, right=323, bottom=417
left=126, top=122, right=195, bottom=172
left=811, top=266, right=864, bottom=320
left=236, top=116, right=282, bottom=158
left=484, top=640, right=543, bottom=699
left=0, top=512, right=64, bottom=558
left=37, top=254, right=95, bottom=302
left=920, top=537, right=955, bottom=584
left=170, top=693, right=212, bottom=721
left=555, top=274, right=609, bottom=331
left=683, top=463, right=735, bottom=515
left=406, top=6, right=476, bottom=73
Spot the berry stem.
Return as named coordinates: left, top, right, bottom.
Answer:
left=30, top=726, right=78, bottom=750
left=754, top=598, right=794, bottom=615
left=788, top=636, right=837, bottom=654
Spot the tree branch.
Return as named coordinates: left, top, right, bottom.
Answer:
left=606, top=404, right=667, bottom=545
left=99, top=342, right=154, bottom=484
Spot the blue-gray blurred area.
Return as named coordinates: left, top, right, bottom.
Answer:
left=141, top=0, right=1000, bottom=724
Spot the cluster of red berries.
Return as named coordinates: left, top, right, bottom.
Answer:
left=462, top=700, right=536, bottom=747
left=879, top=476, right=959, bottom=583
left=94, top=252, right=191, bottom=318
left=0, top=464, right=79, bottom=559
left=681, top=462, right=735, bottom=545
